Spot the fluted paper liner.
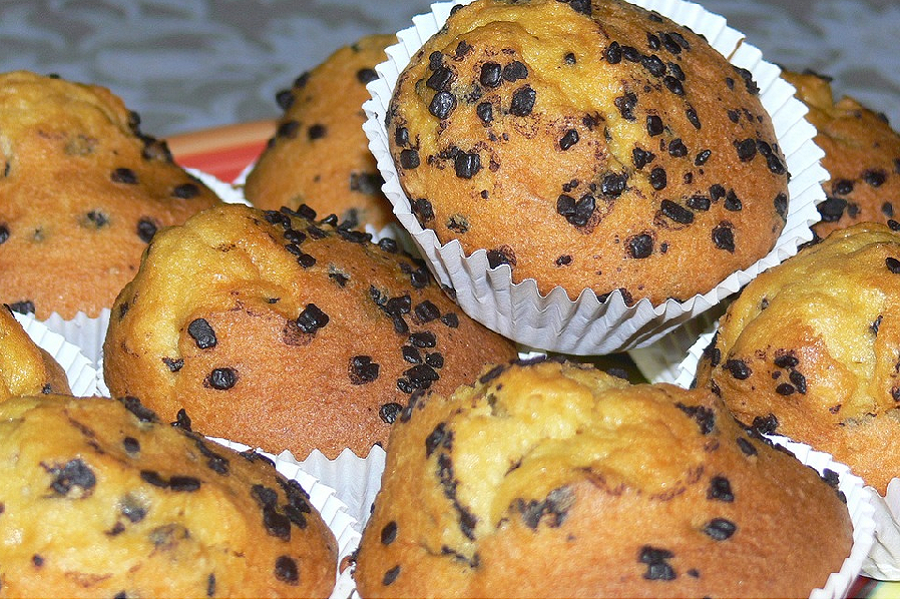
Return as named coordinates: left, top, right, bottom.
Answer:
left=363, top=0, right=827, bottom=355
left=12, top=311, right=97, bottom=397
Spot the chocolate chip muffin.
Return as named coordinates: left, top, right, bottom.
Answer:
left=0, top=394, right=337, bottom=598
left=355, top=358, right=852, bottom=598
left=0, top=71, right=221, bottom=319
left=782, top=70, right=900, bottom=239
left=694, top=222, right=900, bottom=494
left=0, top=305, right=70, bottom=401
left=245, top=34, right=397, bottom=230
left=385, top=0, right=789, bottom=306
left=103, top=203, right=517, bottom=459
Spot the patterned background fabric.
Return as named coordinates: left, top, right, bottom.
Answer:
left=1, top=0, right=898, bottom=138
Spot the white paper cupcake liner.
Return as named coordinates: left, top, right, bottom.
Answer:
left=208, top=437, right=362, bottom=599
left=13, top=311, right=98, bottom=397
left=363, top=0, right=827, bottom=356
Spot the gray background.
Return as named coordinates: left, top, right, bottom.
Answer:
left=2, top=0, right=898, bottom=138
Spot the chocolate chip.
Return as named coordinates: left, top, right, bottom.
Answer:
left=379, top=403, right=402, bottom=424
left=137, top=218, right=158, bottom=243
left=606, top=41, right=622, bottom=64
left=480, top=62, right=502, bottom=88
left=274, top=556, right=299, bottom=585
left=663, top=75, right=684, bottom=95
left=123, top=437, right=141, bottom=454
left=627, top=234, right=653, bottom=259
left=775, top=383, right=795, bottom=396
left=414, top=301, right=440, bottom=323
left=724, top=190, right=742, bottom=212
left=9, top=300, right=35, bottom=315
left=774, top=193, right=788, bottom=218
left=426, top=66, right=454, bottom=91
left=510, top=86, right=536, bottom=116
left=140, top=470, right=169, bottom=488
left=725, top=358, right=751, bottom=379
left=686, top=107, right=701, bottom=129
left=660, top=200, right=693, bottom=224
left=751, top=413, right=779, bottom=434
left=429, top=91, right=456, bottom=119
left=708, top=475, right=734, bottom=502
left=712, top=222, right=735, bottom=252
left=668, top=138, right=688, bottom=157
left=790, top=370, right=807, bottom=394
left=381, top=521, right=398, bottom=544
left=172, top=408, right=191, bottom=430
left=487, top=246, right=516, bottom=268
left=502, top=61, right=528, bottom=81
left=633, top=147, right=655, bottom=169
left=703, top=518, right=737, bottom=541
left=409, top=331, right=436, bottom=348
left=172, top=183, right=200, bottom=199
left=349, top=356, right=380, bottom=385
left=47, top=459, right=96, bottom=496
left=649, top=167, right=667, bottom=190
left=207, top=368, right=237, bottom=390
left=187, top=318, right=217, bottom=349
left=111, top=167, right=138, bottom=184
left=169, top=476, right=201, bottom=492
left=863, top=169, right=887, bottom=187
left=676, top=402, right=715, bottom=434
left=383, top=565, right=401, bottom=586
left=455, top=152, right=481, bottom=179
left=887, top=258, right=900, bottom=274
left=642, top=54, right=666, bottom=77
left=736, top=437, right=757, bottom=456
left=296, top=304, right=329, bottom=334
left=0, top=224, right=8, bottom=245
left=560, top=129, right=579, bottom=150
left=602, top=173, right=627, bottom=197
left=735, top=139, right=757, bottom=161
left=615, top=92, right=638, bottom=121
left=694, top=149, right=711, bottom=166
left=687, top=195, right=710, bottom=211
left=639, top=546, right=676, bottom=581
left=646, top=115, right=664, bottom=136
left=120, top=396, right=158, bottom=423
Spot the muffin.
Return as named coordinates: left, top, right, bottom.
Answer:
left=0, top=394, right=337, bottom=598
left=782, top=70, right=900, bottom=239
left=0, top=70, right=221, bottom=319
left=384, top=0, right=789, bottom=306
left=355, top=358, right=852, bottom=598
left=0, top=304, right=70, bottom=401
left=103, top=203, right=518, bottom=459
left=694, top=222, right=900, bottom=494
left=245, top=34, right=397, bottom=230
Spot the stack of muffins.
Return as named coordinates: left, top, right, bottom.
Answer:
left=0, top=0, right=892, bottom=597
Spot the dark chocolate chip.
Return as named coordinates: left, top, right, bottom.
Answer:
left=660, top=200, right=693, bottom=224
left=725, top=358, right=751, bottom=380
left=296, top=304, right=329, bottom=334
left=120, top=396, right=159, bottom=423
left=429, top=91, right=456, bottom=119
left=502, top=61, right=528, bottom=82
left=349, top=355, right=380, bottom=385
left=379, top=403, right=402, bottom=424
left=48, top=459, right=96, bottom=496
left=172, top=183, right=200, bottom=199
left=207, top=368, right=237, bottom=390
left=383, top=565, right=401, bottom=586
left=712, top=222, right=735, bottom=252
left=187, top=318, right=217, bottom=349
left=381, top=521, right=398, bottom=544
left=455, top=152, right=481, bottom=179
left=627, top=234, right=653, bottom=259
left=510, top=86, right=536, bottom=116
left=605, top=41, right=622, bottom=64
left=111, top=167, right=138, bottom=184
left=639, top=546, right=676, bottom=581
left=703, top=518, right=737, bottom=541
left=649, top=167, right=667, bottom=190
left=137, top=218, right=158, bottom=243
left=480, top=62, right=502, bottom=88
left=274, top=556, right=299, bottom=585
left=646, top=115, right=664, bottom=136
left=708, top=475, right=734, bottom=502
left=560, top=129, right=579, bottom=150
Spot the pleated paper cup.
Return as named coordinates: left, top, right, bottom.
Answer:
left=363, top=0, right=826, bottom=355
left=13, top=310, right=97, bottom=397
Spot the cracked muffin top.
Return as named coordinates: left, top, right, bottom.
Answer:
left=355, top=357, right=851, bottom=598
